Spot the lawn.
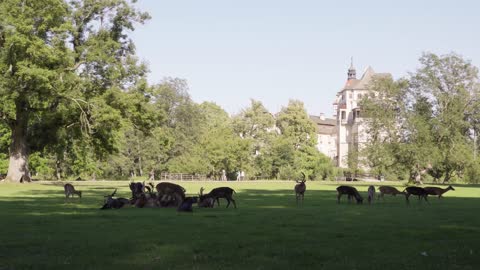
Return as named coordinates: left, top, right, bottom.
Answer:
left=0, top=181, right=479, bottom=270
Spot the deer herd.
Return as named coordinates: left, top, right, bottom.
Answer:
left=62, top=179, right=456, bottom=210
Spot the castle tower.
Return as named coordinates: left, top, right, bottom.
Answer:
left=347, top=57, right=356, bottom=80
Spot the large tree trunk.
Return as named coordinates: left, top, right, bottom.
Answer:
left=6, top=103, right=30, bottom=182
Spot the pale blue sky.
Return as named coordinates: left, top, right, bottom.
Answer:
left=131, top=0, right=479, bottom=116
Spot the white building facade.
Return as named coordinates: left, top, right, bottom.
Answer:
left=312, top=62, right=390, bottom=168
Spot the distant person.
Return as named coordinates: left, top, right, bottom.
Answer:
left=148, top=169, right=155, bottom=181
left=240, top=170, right=245, bottom=181
left=221, top=169, right=227, bottom=181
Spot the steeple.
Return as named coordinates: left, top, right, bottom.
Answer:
left=347, top=57, right=356, bottom=80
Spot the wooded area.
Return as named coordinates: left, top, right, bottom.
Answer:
left=1, top=1, right=479, bottom=183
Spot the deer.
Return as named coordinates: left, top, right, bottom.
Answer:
left=100, top=189, right=131, bottom=210
left=367, top=185, right=375, bottom=204
left=377, top=186, right=406, bottom=200
left=403, top=186, right=428, bottom=204
left=424, top=185, right=455, bottom=198
left=199, top=187, right=237, bottom=208
left=129, top=181, right=145, bottom=199
left=294, top=172, right=306, bottom=205
left=156, top=182, right=186, bottom=207
left=177, top=197, right=198, bottom=212
left=336, top=186, right=363, bottom=204
left=198, top=187, right=215, bottom=208
left=64, top=183, right=82, bottom=199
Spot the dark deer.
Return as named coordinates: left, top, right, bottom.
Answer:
left=404, top=186, right=428, bottom=203
left=177, top=197, right=198, bottom=212
left=378, top=186, right=405, bottom=200
left=198, top=187, right=215, bottom=208
left=156, top=182, right=186, bottom=207
left=129, top=181, right=145, bottom=199
left=100, top=189, right=130, bottom=210
left=336, top=186, right=363, bottom=204
left=64, top=183, right=82, bottom=199
left=200, top=187, right=237, bottom=208
left=367, top=185, right=375, bottom=204
left=294, top=173, right=306, bottom=205
left=424, top=185, right=455, bottom=198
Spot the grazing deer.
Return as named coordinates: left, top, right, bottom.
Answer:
left=200, top=187, right=237, bottom=208
left=177, top=197, right=198, bottom=212
left=404, top=186, right=428, bottom=203
left=156, top=182, right=186, bottom=207
left=64, top=183, right=82, bottom=199
left=294, top=173, right=306, bottom=205
left=424, top=185, right=455, bottom=198
left=367, top=185, right=375, bottom=204
left=100, top=189, right=130, bottom=210
left=336, top=186, right=363, bottom=204
left=198, top=187, right=215, bottom=208
left=378, top=186, right=405, bottom=200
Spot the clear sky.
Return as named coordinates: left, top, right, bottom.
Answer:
left=130, top=0, right=479, bottom=117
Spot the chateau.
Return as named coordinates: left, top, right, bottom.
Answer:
left=310, top=62, right=390, bottom=168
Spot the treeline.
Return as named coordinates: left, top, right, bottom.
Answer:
left=358, top=53, right=480, bottom=184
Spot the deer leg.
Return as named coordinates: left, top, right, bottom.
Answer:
left=337, top=193, right=342, bottom=203
left=226, top=198, right=230, bottom=208
left=216, top=198, right=220, bottom=207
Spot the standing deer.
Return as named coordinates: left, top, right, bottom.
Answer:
left=64, top=183, right=82, bottom=199
left=424, top=185, right=455, bottom=198
left=377, top=186, right=405, bottom=200
left=199, top=187, right=236, bottom=208
left=336, top=186, right=363, bottom=204
left=367, top=185, right=375, bottom=204
left=156, top=182, right=186, bottom=207
left=404, top=186, right=428, bottom=204
left=294, top=173, right=306, bottom=205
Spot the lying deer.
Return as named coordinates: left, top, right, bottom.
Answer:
left=198, top=187, right=215, bottom=208
left=367, top=185, right=375, bottom=204
left=100, top=189, right=130, bottom=210
left=177, top=197, right=198, bottom=212
left=378, top=186, right=405, bottom=200
left=129, top=181, right=145, bottom=199
left=199, top=187, right=237, bottom=208
left=336, top=186, right=363, bottom=204
left=64, top=183, right=82, bottom=199
left=404, top=186, right=428, bottom=203
left=424, top=185, right=455, bottom=198
left=294, top=173, right=306, bottom=205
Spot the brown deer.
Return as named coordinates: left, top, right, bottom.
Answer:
left=156, top=182, right=186, bottom=207
left=64, top=183, right=82, bottom=199
left=367, top=185, right=375, bottom=204
left=378, top=186, right=405, bottom=200
left=100, top=189, right=131, bottom=210
left=336, top=186, right=363, bottom=204
left=424, top=185, right=455, bottom=198
left=294, top=173, right=306, bottom=205
left=198, top=187, right=215, bottom=208
left=404, top=186, right=428, bottom=203
left=200, top=187, right=237, bottom=208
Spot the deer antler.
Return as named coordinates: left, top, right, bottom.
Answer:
left=200, top=187, right=205, bottom=196
left=111, top=189, right=117, bottom=197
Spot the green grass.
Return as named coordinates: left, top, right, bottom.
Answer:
left=0, top=181, right=479, bottom=270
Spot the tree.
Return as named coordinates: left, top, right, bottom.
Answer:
left=0, top=0, right=149, bottom=182
left=409, top=52, right=479, bottom=182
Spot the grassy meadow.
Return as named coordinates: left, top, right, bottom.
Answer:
left=0, top=180, right=479, bottom=270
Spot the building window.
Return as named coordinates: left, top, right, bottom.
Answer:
left=358, top=93, right=362, bottom=99
left=341, top=111, right=346, bottom=120
left=349, top=94, right=352, bottom=99
left=357, top=110, right=361, bottom=118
